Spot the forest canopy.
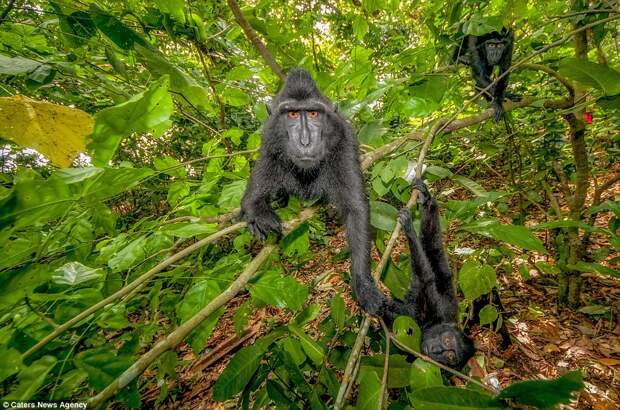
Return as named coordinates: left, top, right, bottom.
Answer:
left=0, top=0, right=618, bottom=409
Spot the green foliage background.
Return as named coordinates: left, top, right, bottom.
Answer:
left=0, top=0, right=617, bottom=408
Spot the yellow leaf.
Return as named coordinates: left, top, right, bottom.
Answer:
left=0, top=95, right=93, bottom=168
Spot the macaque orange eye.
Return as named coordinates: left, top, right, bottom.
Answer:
left=288, top=111, right=299, bottom=119
left=308, top=111, right=319, bottom=119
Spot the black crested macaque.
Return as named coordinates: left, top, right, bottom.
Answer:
left=452, top=28, right=518, bottom=122
left=241, top=68, right=388, bottom=316
left=387, top=179, right=474, bottom=369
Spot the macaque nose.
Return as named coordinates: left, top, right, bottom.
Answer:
left=300, top=127, right=311, bottom=146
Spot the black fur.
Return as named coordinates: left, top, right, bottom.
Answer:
left=387, top=179, right=474, bottom=369
left=452, top=28, right=518, bottom=122
left=241, top=68, right=388, bottom=316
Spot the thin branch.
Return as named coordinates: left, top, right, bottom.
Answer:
left=22, top=222, right=247, bottom=360
left=378, top=319, right=391, bottom=410
left=593, top=173, right=620, bottom=204
left=226, top=0, right=285, bottom=81
left=195, top=42, right=226, bottom=131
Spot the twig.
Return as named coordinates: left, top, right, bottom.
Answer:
left=226, top=0, right=285, bottom=81
left=195, top=42, right=227, bottom=131
left=378, top=319, right=391, bottom=410
left=518, top=63, right=574, bottom=95
left=22, top=222, right=247, bottom=360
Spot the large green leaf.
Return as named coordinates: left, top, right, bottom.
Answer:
left=409, top=359, right=442, bottom=391
left=213, top=334, right=279, bottom=401
left=458, top=260, right=498, bottom=301
left=359, top=354, right=411, bottom=388
left=177, top=279, right=225, bottom=352
left=409, top=386, right=503, bottom=409
left=74, top=347, right=135, bottom=391
left=0, top=54, right=41, bottom=75
left=0, top=347, right=22, bottom=383
left=52, top=262, right=103, bottom=286
left=3, top=356, right=57, bottom=400
left=393, top=315, right=421, bottom=352
left=497, top=371, right=583, bottom=409
left=355, top=370, right=382, bottom=410
left=88, top=76, right=173, bottom=166
left=288, top=324, right=325, bottom=364
left=248, top=270, right=308, bottom=311
left=559, top=59, right=620, bottom=96
left=461, top=219, right=547, bottom=253
left=0, top=170, right=73, bottom=229
left=370, top=200, right=398, bottom=231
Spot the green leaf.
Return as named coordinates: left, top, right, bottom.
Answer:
left=177, top=279, right=225, bottom=352
left=370, top=200, right=398, bottom=231
left=212, top=344, right=265, bottom=401
left=352, top=16, right=369, bottom=41
left=410, top=386, right=502, bottom=409
left=458, top=260, right=498, bottom=301
left=218, top=180, right=246, bottom=210
left=559, top=58, right=620, bottom=96
left=288, top=324, right=325, bottom=365
left=135, top=44, right=212, bottom=110
left=330, top=294, right=346, bottom=329
left=4, top=356, right=57, bottom=400
left=0, top=54, right=41, bottom=75
left=155, top=0, right=186, bottom=23
left=535, top=261, right=560, bottom=275
left=88, top=76, right=173, bottom=166
left=281, top=223, right=310, bottom=257
left=409, top=359, right=442, bottom=391
left=453, top=176, right=488, bottom=197
left=223, top=87, right=251, bottom=107
left=160, top=223, right=217, bottom=238
left=154, top=156, right=187, bottom=178
left=461, top=219, right=547, bottom=253
left=478, top=305, right=499, bottom=326
left=383, top=258, right=410, bottom=300
left=226, top=66, right=253, bottom=81
left=0, top=170, right=72, bottom=229
left=393, top=315, right=421, bottom=352
left=0, top=347, right=22, bottom=383
left=497, top=371, right=584, bottom=409
left=50, top=369, right=88, bottom=400
left=248, top=271, right=308, bottom=311
left=91, top=5, right=149, bottom=50
left=82, top=167, right=154, bottom=201
left=569, top=261, right=618, bottom=277
left=281, top=337, right=306, bottom=366
left=426, top=165, right=454, bottom=179
left=108, top=235, right=147, bottom=272
left=355, top=370, right=382, bottom=410
left=359, top=354, right=411, bottom=388
left=52, top=262, right=103, bottom=286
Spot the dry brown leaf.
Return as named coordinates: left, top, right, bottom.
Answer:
left=598, top=357, right=620, bottom=366
left=0, top=95, right=93, bottom=167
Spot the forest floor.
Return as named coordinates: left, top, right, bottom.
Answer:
left=143, top=188, right=620, bottom=410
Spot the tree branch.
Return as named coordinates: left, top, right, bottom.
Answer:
left=519, top=63, right=574, bottom=95
left=226, top=0, right=286, bottom=81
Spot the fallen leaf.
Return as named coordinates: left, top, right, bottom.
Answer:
left=0, top=95, right=93, bottom=167
left=543, top=343, right=561, bottom=353
left=598, top=358, right=620, bottom=366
